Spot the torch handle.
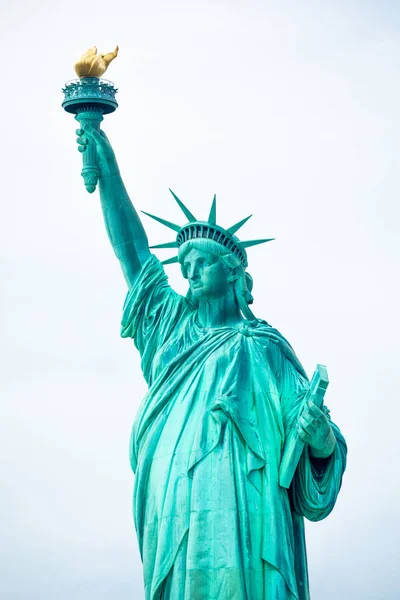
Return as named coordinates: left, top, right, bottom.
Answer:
left=75, top=111, right=104, bottom=194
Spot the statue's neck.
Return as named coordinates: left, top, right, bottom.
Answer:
left=196, top=287, right=243, bottom=328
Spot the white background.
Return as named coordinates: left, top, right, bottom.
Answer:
left=1, top=1, right=399, bottom=598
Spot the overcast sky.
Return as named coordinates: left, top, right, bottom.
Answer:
left=1, top=1, right=399, bottom=598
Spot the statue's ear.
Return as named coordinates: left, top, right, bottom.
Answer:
left=227, top=267, right=240, bottom=283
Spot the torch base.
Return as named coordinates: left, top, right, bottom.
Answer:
left=62, top=77, right=118, bottom=115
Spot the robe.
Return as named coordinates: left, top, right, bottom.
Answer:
left=121, top=255, right=347, bottom=600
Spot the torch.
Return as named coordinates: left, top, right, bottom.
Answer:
left=62, top=47, right=119, bottom=193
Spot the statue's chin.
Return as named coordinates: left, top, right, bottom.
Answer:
left=191, top=286, right=224, bottom=302
left=191, top=285, right=206, bottom=299
left=191, top=287, right=230, bottom=302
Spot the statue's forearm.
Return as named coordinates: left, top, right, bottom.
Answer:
left=99, top=173, right=151, bottom=288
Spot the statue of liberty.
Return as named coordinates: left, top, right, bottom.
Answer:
left=74, top=124, right=347, bottom=600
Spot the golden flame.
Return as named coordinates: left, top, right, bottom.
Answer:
left=74, top=46, right=119, bottom=78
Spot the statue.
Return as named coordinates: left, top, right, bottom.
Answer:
left=63, top=50, right=347, bottom=600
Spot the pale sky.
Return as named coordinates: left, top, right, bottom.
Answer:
left=1, top=1, right=399, bottom=598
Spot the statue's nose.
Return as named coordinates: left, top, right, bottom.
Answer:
left=190, top=271, right=200, bottom=281
left=188, top=264, right=201, bottom=281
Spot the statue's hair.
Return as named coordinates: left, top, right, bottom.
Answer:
left=178, top=239, right=241, bottom=272
left=178, top=239, right=254, bottom=307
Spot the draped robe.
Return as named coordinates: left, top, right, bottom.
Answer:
left=121, top=255, right=347, bottom=600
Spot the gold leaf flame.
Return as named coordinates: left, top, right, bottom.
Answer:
left=74, top=46, right=119, bottom=78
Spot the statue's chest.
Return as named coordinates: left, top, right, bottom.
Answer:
left=152, top=324, right=264, bottom=397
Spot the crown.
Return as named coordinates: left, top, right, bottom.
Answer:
left=142, top=190, right=274, bottom=266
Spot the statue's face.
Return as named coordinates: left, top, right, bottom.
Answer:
left=182, top=248, right=231, bottom=300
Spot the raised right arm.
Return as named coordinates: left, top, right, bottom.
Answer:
left=77, top=126, right=151, bottom=289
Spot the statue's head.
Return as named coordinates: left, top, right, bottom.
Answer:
left=178, top=238, right=251, bottom=300
left=142, top=190, right=272, bottom=319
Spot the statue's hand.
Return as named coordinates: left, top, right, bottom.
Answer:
left=298, top=401, right=336, bottom=459
left=76, top=126, right=120, bottom=179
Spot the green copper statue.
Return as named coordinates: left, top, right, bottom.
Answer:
left=66, top=52, right=347, bottom=599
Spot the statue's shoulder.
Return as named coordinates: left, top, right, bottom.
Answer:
left=254, top=319, right=292, bottom=347
left=254, top=319, right=308, bottom=380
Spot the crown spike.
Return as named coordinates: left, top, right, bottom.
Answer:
left=141, top=211, right=181, bottom=232
left=241, top=238, right=275, bottom=248
left=208, top=195, right=217, bottom=225
left=161, top=255, right=179, bottom=265
left=149, top=241, right=179, bottom=249
left=169, top=189, right=197, bottom=222
left=227, top=215, right=252, bottom=235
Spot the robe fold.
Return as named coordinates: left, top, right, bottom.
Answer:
left=121, top=255, right=347, bottom=600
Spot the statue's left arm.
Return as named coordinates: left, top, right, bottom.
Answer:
left=279, top=352, right=347, bottom=521
left=291, top=410, right=347, bottom=521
